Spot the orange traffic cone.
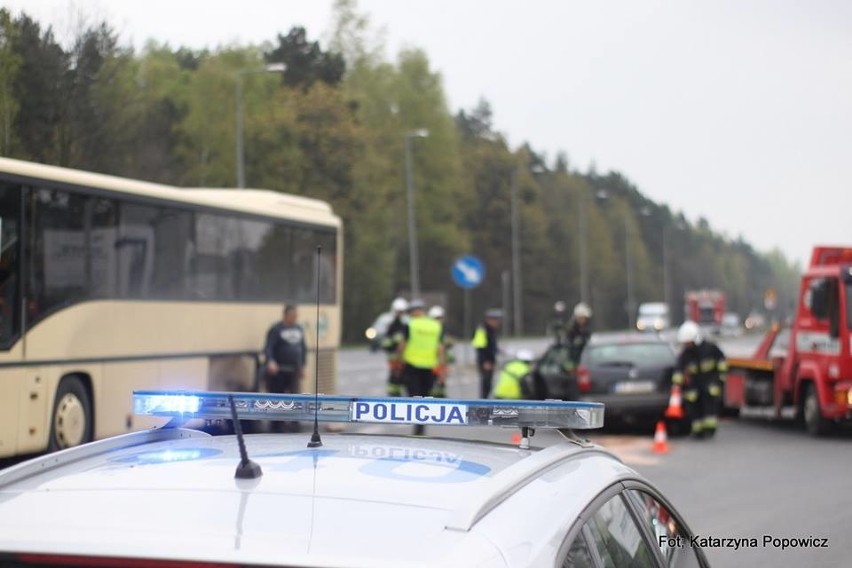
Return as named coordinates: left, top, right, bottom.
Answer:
left=511, top=432, right=521, bottom=445
left=664, top=385, right=684, bottom=419
left=652, top=420, right=669, bottom=454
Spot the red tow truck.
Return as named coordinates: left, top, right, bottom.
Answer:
left=725, top=246, right=852, bottom=435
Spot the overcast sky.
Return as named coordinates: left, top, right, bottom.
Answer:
left=6, top=0, right=852, bottom=267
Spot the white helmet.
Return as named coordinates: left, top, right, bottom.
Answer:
left=428, top=305, right=445, bottom=319
left=677, top=321, right=702, bottom=344
left=515, top=349, right=535, bottom=362
left=574, top=302, right=592, bottom=319
left=391, top=297, right=409, bottom=312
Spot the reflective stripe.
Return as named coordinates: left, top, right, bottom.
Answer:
left=672, top=372, right=684, bottom=385
left=702, top=416, right=718, bottom=429
left=708, top=384, right=721, bottom=397
left=700, top=358, right=717, bottom=373
left=717, top=361, right=729, bottom=372
left=686, top=363, right=698, bottom=374
left=684, top=389, right=699, bottom=402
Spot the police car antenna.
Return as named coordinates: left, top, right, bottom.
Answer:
left=307, top=245, right=323, bottom=449
left=228, top=395, right=262, bottom=479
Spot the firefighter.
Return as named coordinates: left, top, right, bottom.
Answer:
left=565, top=302, right=593, bottom=373
left=428, top=305, right=454, bottom=397
left=672, top=320, right=728, bottom=438
left=472, top=308, right=502, bottom=399
left=381, top=297, right=409, bottom=396
left=397, top=299, right=445, bottom=435
left=493, top=349, right=535, bottom=400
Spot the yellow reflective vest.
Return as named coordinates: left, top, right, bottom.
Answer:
left=402, top=316, right=443, bottom=369
left=493, top=359, right=531, bottom=400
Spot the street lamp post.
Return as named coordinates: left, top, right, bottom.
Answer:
left=578, top=190, right=590, bottom=305
left=624, top=214, right=636, bottom=330
left=595, top=189, right=636, bottom=328
left=404, top=128, right=429, bottom=298
left=235, top=63, right=286, bottom=188
left=662, top=224, right=670, bottom=311
left=510, top=167, right=523, bottom=336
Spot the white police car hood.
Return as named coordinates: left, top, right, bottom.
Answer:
left=0, top=432, right=630, bottom=567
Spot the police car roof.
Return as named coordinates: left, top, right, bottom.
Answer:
left=0, top=429, right=638, bottom=567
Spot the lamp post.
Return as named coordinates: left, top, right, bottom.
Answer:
left=662, top=224, right=670, bottom=311
left=510, top=167, right=522, bottom=336
left=624, top=214, right=636, bottom=330
left=662, top=218, right=687, bottom=316
left=404, top=128, right=429, bottom=298
left=595, top=189, right=636, bottom=329
left=578, top=190, right=590, bottom=305
left=235, top=62, right=286, bottom=188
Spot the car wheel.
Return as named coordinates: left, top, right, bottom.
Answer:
left=49, top=377, right=93, bottom=451
left=802, top=383, right=832, bottom=437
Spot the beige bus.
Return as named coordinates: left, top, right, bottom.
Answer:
left=0, top=157, right=342, bottom=459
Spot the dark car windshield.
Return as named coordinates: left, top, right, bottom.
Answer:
left=583, top=342, right=674, bottom=367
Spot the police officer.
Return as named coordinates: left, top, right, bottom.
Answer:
left=493, top=349, right=535, bottom=400
left=263, top=304, right=307, bottom=433
left=672, top=320, right=728, bottom=438
left=397, top=299, right=445, bottom=435
left=472, top=309, right=502, bottom=399
left=381, top=297, right=409, bottom=396
left=428, top=305, right=454, bottom=397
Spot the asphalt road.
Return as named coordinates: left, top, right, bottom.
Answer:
left=340, top=333, right=852, bottom=568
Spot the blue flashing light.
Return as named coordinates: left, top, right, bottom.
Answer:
left=133, top=393, right=201, bottom=415
left=132, top=390, right=605, bottom=430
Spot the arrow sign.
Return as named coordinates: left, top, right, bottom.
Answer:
left=451, top=255, right=485, bottom=289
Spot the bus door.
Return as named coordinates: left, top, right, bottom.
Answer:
left=0, top=183, right=23, bottom=455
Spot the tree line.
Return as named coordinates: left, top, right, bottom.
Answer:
left=0, top=1, right=800, bottom=342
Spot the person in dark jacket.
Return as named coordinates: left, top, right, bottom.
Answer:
left=381, top=297, right=409, bottom=396
left=672, top=320, right=728, bottom=438
left=471, top=309, right=502, bottom=399
left=264, top=304, right=307, bottom=432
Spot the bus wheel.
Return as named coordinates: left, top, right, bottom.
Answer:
left=49, top=377, right=93, bottom=451
left=803, top=383, right=832, bottom=437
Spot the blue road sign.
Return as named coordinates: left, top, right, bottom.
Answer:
left=451, top=255, right=485, bottom=289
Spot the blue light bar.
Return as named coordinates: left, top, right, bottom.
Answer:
left=133, top=391, right=605, bottom=430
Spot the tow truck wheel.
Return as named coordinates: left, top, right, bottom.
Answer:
left=49, top=377, right=93, bottom=451
left=803, top=383, right=832, bottom=437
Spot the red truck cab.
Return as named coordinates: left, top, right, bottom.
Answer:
left=684, top=289, right=725, bottom=335
left=726, top=246, right=852, bottom=435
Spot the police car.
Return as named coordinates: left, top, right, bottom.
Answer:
left=0, top=391, right=708, bottom=567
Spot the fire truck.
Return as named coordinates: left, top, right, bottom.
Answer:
left=725, top=246, right=852, bottom=435
left=684, top=289, right=725, bottom=333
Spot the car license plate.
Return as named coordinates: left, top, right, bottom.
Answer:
left=613, top=381, right=655, bottom=394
